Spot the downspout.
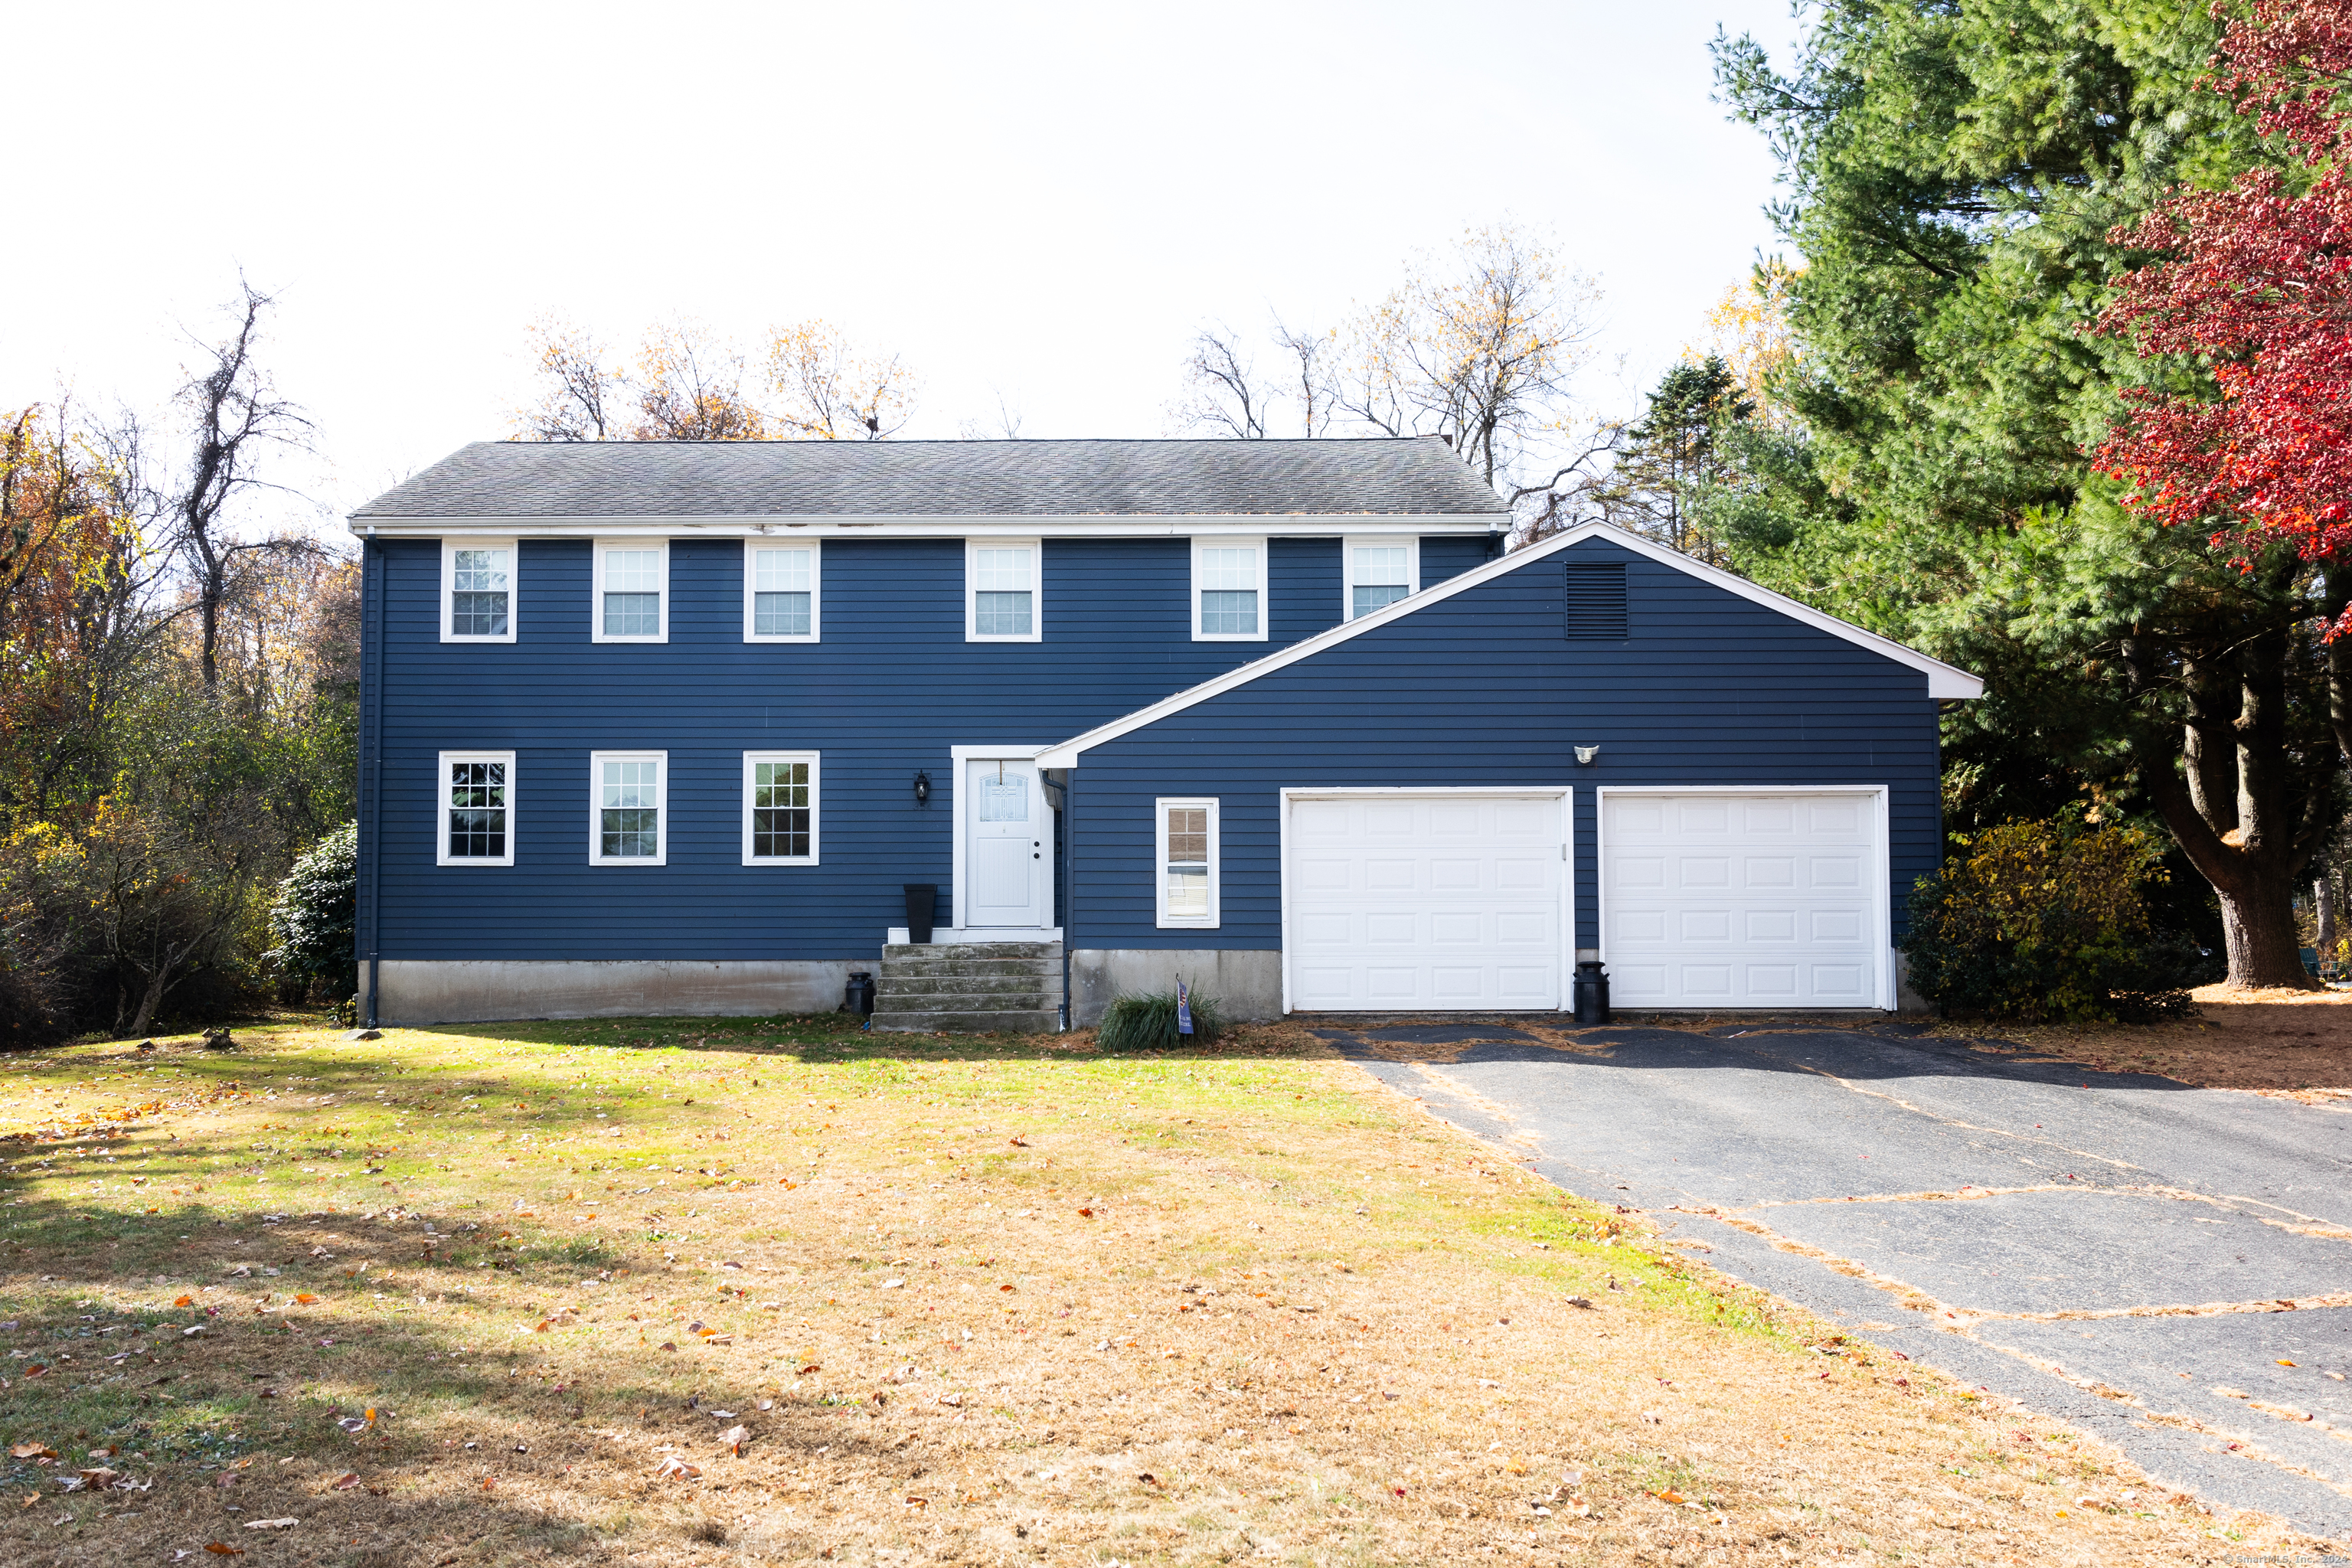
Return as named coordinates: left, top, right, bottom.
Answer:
left=1060, top=768, right=1074, bottom=1031
left=363, top=531, right=385, bottom=1028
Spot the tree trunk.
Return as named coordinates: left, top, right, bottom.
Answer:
left=126, top=964, right=171, bottom=1037
left=2316, top=876, right=2338, bottom=967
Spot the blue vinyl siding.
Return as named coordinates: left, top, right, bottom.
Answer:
left=366, top=532, right=1463, bottom=962
left=1067, top=537, right=1940, bottom=954
left=1419, top=532, right=1494, bottom=586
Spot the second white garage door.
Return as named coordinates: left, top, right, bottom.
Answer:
left=1286, top=791, right=1567, bottom=1011
left=1600, top=789, right=1885, bottom=1009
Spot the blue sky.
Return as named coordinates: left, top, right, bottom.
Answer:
left=0, top=0, right=1807, bottom=523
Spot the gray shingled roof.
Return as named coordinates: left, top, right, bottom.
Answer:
left=351, top=438, right=1509, bottom=520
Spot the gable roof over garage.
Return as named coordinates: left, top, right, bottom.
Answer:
left=1035, top=522, right=1982, bottom=767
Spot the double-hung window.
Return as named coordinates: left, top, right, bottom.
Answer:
left=741, top=750, right=819, bottom=864
left=593, top=541, right=668, bottom=642
left=1344, top=537, right=1418, bottom=619
left=1155, top=798, right=1220, bottom=928
left=441, top=539, right=516, bottom=642
left=743, top=540, right=820, bottom=642
left=588, top=751, right=667, bottom=865
left=1191, top=537, right=1266, bottom=641
left=966, top=538, right=1040, bottom=642
left=436, top=751, right=515, bottom=866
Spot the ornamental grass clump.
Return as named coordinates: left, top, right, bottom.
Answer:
left=1097, top=987, right=1226, bottom=1051
left=1903, top=817, right=2213, bottom=1023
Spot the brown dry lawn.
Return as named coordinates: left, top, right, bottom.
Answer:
left=0, top=1014, right=2333, bottom=1566
left=1925, top=981, right=2352, bottom=1104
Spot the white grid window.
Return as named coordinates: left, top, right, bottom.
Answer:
left=741, top=751, right=819, bottom=864
left=1344, top=537, right=1419, bottom=620
left=441, top=539, right=517, bottom=642
left=1155, top=796, right=1220, bottom=929
left=1191, top=538, right=1267, bottom=642
left=593, top=541, right=668, bottom=642
left=436, top=750, right=515, bottom=866
left=966, top=539, right=1041, bottom=642
left=588, top=751, right=667, bottom=865
left=743, top=541, right=820, bottom=642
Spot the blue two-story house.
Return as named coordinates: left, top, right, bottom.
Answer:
left=349, top=438, right=1979, bottom=1028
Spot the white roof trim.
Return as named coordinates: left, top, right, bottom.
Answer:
left=344, top=511, right=1503, bottom=541
left=1036, top=523, right=1981, bottom=767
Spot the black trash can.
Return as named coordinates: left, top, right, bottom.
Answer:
left=903, top=884, right=938, bottom=945
left=1571, top=959, right=1611, bottom=1026
left=844, top=971, right=875, bottom=1017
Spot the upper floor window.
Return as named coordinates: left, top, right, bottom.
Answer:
left=1155, top=796, right=1220, bottom=928
left=436, top=750, right=514, bottom=866
left=1191, top=537, right=1266, bottom=642
left=744, top=541, right=820, bottom=642
left=967, top=539, right=1040, bottom=642
left=742, top=750, right=819, bottom=864
left=441, top=539, right=516, bottom=642
left=594, top=541, right=668, bottom=642
left=1344, top=537, right=1419, bottom=619
left=589, top=750, right=667, bottom=864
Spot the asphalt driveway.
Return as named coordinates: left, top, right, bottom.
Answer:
left=1325, top=1021, right=2352, bottom=1542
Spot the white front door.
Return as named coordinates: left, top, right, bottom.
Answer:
left=963, top=756, right=1047, bottom=928
left=1285, top=790, right=1569, bottom=1011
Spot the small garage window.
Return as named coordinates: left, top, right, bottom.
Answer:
left=1155, top=797, right=1220, bottom=929
left=1563, top=562, right=1628, bottom=639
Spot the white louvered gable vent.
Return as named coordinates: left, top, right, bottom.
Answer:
left=1563, top=562, right=1628, bottom=639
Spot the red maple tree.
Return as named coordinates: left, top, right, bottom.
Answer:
left=2094, top=0, right=2352, bottom=583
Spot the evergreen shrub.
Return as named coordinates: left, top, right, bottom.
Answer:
left=266, top=823, right=358, bottom=1000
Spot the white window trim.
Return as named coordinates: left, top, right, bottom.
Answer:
left=592, top=538, right=669, bottom=644
left=439, top=537, right=518, bottom=644
left=1341, top=534, right=1419, bottom=621
left=740, top=750, right=821, bottom=866
left=1155, top=795, right=1221, bottom=929
left=434, top=750, right=516, bottom=867
left=965, top=537, right=1043, bottom=642
left=586, top=750, right=668, bottom=866
left=742, top=538, right=822, bottom=643
left=1190, top=535, right=1270, bottom=642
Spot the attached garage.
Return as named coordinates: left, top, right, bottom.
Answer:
left=1283, top=790, right=1569, bottom=1011
left=1600, top=788, right=1888, bottom=1010
left=1040, top=523, right=1980, bottom=1023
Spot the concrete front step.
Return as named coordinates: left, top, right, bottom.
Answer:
left=871, top=1008, right=1062, bottom=1034
left=884, top=942, right=1057, bottom=961
left=883, top=958, right=1060, bottom=979
left=880, top=973, right=1063, bottom=998
left=877, top=990, right=1057, bottom=1011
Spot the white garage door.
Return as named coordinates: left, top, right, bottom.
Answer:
left=1601, top=790, right=1883, bottom=1008
left=1286, top=792, right=1566, bottom=1011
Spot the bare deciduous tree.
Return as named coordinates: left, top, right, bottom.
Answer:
left=511, top=317, right=920, bottom=443
left=1168, top=325, right=1273, bottom=439
left=157, top=283, right=315, bottom=694
left=1273, top=316, right=1336, bottom=438
left=1333, top=224, right=1601, bottom=488
left=764, top=320, right=918, bottom=440
left=514, top=316, right=626, bottom=440
left=635, top=320, right=767, bottom=440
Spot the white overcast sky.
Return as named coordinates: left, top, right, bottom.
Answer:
left=0, top=1, right=1805, bottom=528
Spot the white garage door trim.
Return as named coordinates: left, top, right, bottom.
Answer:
left=1597, top=786, right=1893, bottom=1011
left=1279, top=786, right=1573, bottom=1014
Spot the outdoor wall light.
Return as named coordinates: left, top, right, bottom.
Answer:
left=1575, top=745, right=1600, bottom=766
left=913, top=770, right=931, bottom=805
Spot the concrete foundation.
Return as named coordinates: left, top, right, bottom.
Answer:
left=372, top=959, right=868, bottom=1025
left=1069, top=949, right=1283, bottom=1027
